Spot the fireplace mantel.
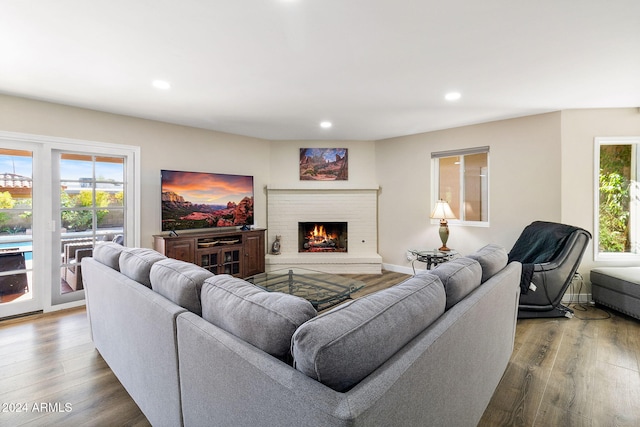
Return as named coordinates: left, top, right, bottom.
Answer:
left=266, top=186, right=380, bottom=191
left=265, top=187, right=382, bottom=274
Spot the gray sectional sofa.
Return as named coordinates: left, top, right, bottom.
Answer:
left=82, top=242, right=521, bottom=427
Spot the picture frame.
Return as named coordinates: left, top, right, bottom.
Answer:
left=299, top=148, right=348, bottom=181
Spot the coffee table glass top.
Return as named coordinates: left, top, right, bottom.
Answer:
left=245, top=267, right=365, bottom=310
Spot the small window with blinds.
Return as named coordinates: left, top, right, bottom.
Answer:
left=431, top=146, right=489, bottom=224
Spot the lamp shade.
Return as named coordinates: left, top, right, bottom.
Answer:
left=430, top=200, right=456, bottom=220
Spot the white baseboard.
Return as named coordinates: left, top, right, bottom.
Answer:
left=382, top=263, right=413, bottom=275
left=562, top=292, right=593, bottom=304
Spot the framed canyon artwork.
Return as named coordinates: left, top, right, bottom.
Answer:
left=299, top=148, right=348, bottom=181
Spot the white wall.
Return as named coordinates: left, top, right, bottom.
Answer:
left=4, top=94, right=638, bottom=287
left=561, top=108, right=640, bottom=281
left=0, top=94, right=270, bottom=248
left=375, top=112, right=563, bottom=271
left=268, top=140, right=377, bottom=189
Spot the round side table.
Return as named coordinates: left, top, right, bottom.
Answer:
left=408, top=249, right=458, bottom=275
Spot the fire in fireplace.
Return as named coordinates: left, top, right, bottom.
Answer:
left=298, top=222, right=347, bottom=253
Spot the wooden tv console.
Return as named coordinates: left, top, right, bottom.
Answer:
left=153, top=228, right=265, bottom=278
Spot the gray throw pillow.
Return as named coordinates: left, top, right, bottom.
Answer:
left=467, top=244, right=508, bottom=283
left=92, top=242, right=125, bottom=271
left=119, top=248, right=167, bottom=288
left=150, top=258, right=213, bottom=315
left=429, top=257, right=482, bottom=309
left=201, top=275, right=317, bottom=360
left=291, top=273, right=446, bottom=392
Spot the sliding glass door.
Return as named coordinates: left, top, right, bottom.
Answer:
left=55, top=152, right=126, bottom=304
left=0, top=145, right=39, bottom=318
left=0, top=131, right=139, bottom=319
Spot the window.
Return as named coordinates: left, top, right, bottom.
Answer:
left=431, top=146, right=489, bottom=224
left=595, top=137, right=640, bottom=259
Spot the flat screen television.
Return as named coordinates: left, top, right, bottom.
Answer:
left=161, top=170, right=254, bottom=231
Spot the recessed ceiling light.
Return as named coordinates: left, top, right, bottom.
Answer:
left=152, top=80, right=171, bottom=90
left=445, top=92, right=461, bottom=101
left=320, top=121, right=333, bottom=129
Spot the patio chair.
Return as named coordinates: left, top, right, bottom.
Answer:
left=63, top=242, right=94, bottom=291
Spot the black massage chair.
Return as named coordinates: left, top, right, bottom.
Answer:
left=509, top=221, right=592, bottom=319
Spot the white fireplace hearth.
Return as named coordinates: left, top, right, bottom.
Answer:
left=265, top=187, right=382, bottom=274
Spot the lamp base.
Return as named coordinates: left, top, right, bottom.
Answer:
left=438, top=220, right=450, bottom=252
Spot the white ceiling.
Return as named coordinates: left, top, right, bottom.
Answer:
left=1, top=1, right=639, bottom=141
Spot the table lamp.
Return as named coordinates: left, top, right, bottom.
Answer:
left=430, top=200, right=456, bottom=251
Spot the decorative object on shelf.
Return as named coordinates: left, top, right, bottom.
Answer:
left=271, top=235, right=281, bottom=255
left=299, top=148, right=348, bottom=181
left=197, top=240, right=219, bottom=248
left=430, top=199, right=456, bottom=251
left=219, top=239, right=240, bottom=245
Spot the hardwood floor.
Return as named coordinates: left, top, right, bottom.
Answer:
left=1, top=271, right=639, bottom=426
left=0, top=307, right=150, bottom=426
left=480, top=304, right=640, bottom=426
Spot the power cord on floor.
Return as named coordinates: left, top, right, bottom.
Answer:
left=567, top=272, right=611, bottom=320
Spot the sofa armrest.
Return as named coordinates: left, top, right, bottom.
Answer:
left=82, top=258, right=186, bottom=427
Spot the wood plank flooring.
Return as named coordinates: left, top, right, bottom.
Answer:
left=478, top=304, right=640, bottom=426
left=1, top=271, right=639, bottom=426
left=0, top=307, right=150, bottom=426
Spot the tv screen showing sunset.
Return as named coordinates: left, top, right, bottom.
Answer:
left=161, top=170, right=254, bottom=231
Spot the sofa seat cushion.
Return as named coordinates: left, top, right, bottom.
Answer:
left=429, top=257, right=482, bottom=309
left=119, top=248, right=167, bottom=288
left=201, top=275, right=317, bottom=360
left=291, top=273, right=446, bottom=392
left=92, top=242, right=126, bottom=271
left=150, top=258, right=213, bottom=315
left=467, top=244, right=508, bottom=283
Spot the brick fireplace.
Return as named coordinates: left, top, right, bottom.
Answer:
left=265, top=188, right=382, bottom=274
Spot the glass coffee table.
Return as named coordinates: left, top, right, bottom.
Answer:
left=246, top=267, right=365, bottom=311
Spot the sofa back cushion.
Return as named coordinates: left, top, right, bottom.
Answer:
left=150, top=258, right=213, bottom=315
left=291, top=273, right=446, bottom=392
left=119, top=248, right=167, bottom=288
left=201, top=275, right=317, bottom=360
left=429, top=257, right=482, bottom=309
left=92, top=242, right=126, bottom=271
left=466, top=244, right=508, bottom=283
